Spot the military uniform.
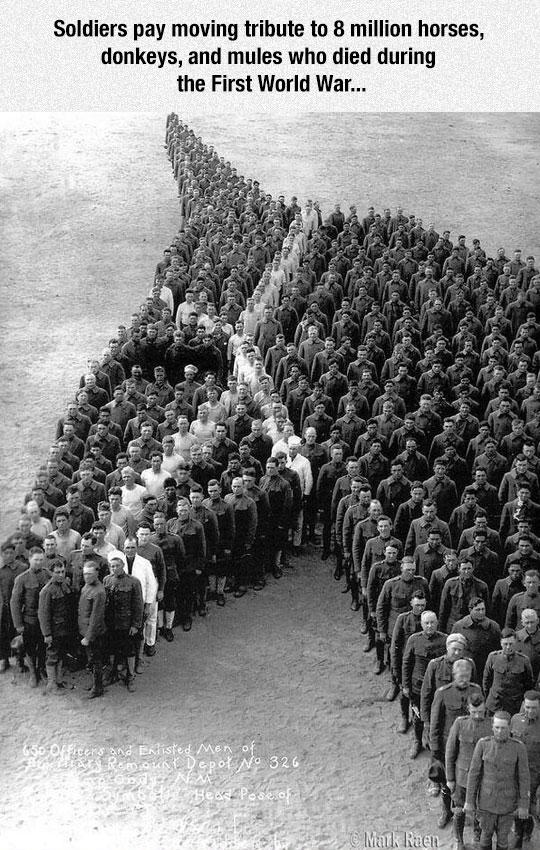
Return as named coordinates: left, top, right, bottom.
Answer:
left=10, top=566, right=51, bottom=684
left=78, top=579, right=107, bottom=697
left=445, top=713, right=493, bottom=846
left=38, top=576, right=75, bottom=692
left=483, top=650, right=533, bottom=715
left=466, top=735, right=530, bottom=849
left=511, top=710, right=540, bottom=845
left=402, top=630, right=447, bottom=746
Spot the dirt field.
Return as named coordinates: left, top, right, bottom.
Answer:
left=1, top=113, right=540, bottom=850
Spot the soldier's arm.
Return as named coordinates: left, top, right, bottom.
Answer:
left=445, top=718, right=460, bottom=785
left=131, top=579, right=144, bottom=631
left=429, top=690, right=444, bottom=759
left=438, top=584, right=450, bottom=633
left=401, top=635, right=414, bottom=693
left=376, top=583, right=390, bottom=636
left=482, top=655, right=494, bottom=701
left=37, top=586, right=52, bottom=639
left=464, top=739, right=484, bottom=811
left=516, top=740, right=531, bottom=814
left=85, top=587, right=106, bottom=643
left=9, top=576, right=25, bottom=633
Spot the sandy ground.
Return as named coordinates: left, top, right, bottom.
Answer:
left=1, top=113, right=540, bottom=850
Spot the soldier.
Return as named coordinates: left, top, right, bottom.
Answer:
left=430, top=658, right=484, bottom=829
left=0, top=541, right=26, bottom=673
left=103, top=552, right=144, bottom=692
left=445, top=693, right=492, bottom=850
left=366, top=542, right=401, bottom=672
left=78, top=561, right=107, bottom=699
left=465, top=711, right=530, bottom=850
left=203, top=480, right=235, bottom=604
left=401, top=610, right=447, bottom=756
left=169, top=500, right=206, bottom=631
left=134, top=524, right=166, bottom=653
left=260, top=457, right=292, bottom=578
left=224, top=477, right=257, bottom=596
left=492, top=563, right=526, bottom=627
left=511, top=690, right=540, bottom=848
left=37, top=561, right=74, bottom=695
left=452, top=597, right=501, bottom=678
left=439, top=559, right=490, bottom=634
left=505, top=569, right=540, bottom=630
left=151, top=511, right=185, bottom=640
left=483, top=628, right=533, bottom=716
left=515, top=608, right=540, bottom=680
left=376, top=557, right=430, bottom=675
left=10, top=547, right=51, bottom=687
left=188, top=485, right=219, bottom=613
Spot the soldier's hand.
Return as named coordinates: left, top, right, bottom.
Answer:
left=81, top=637, right=89, bottom=647
left=157, top=591, right=164, bottom=602
left=517, top=807, right=529, bottom=820
left=446, top=781, right=455, bottom=793
left=402, top=687, right=410, bottom=698
left=144, top=603, right=152, bottom=615
left=463, top=802, right=472, bottom=813
left=224, top=550, right=231, bottom=557
left=379, top=632, right=387, bottom=643
left=129, top=626, right=139, bottom=636
left=44, top=636, right=53, bottom=646
left=195, top=570, right=202, bottom=576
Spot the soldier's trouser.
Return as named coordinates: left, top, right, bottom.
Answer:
left=176, top=572, right=196, bottom=623
left=45, top=635, right=70, bottom=666
left=321, top=510, right=332, bottom=554
left=302, top=495, right=317, bottom=540
left=410, top=693, right=424, bottom=745
left=85, top=636, right=104, bottom=693
left=399, top=692, right=410, bottom=721
left=23, top=623, right=45, bottom=671
left=0, top=609, right=13, bottom=661
left=350, top=572, right=361, bottom=605
left=477, top=811, right=513, bottom=850
left=514, top=774, right=539, bottom=842
left=291, top=509, right=303, bottom=548
left=143, top=601, right=158, bottom=647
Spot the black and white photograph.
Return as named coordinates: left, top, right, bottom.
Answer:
left=1, top=112, right=540, bottom=850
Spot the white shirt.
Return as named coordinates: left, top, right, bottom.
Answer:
left=287, top=453, right=313, bottom=496
left=173, top=431, right=199, bottom=461
left=120, top=483, right=148, bottom=521
left=141, top=467, right=170, bottom=498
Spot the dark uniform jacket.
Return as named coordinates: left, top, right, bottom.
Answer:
left=430, top=681, right=484, bottom=760
left=10, top=567, right=51, bottom=630
left=401, top=629, right=447, bottom=694
left=38, top=579, right=74, bottom=638
left=103, top=572, right=144, bottom=631
left=376, top=574, right=430, bottom=636
left=483, top=649, right=533, bottom=715
left=466, top=735, right=530, bottom=814
left=78, top=581, right=107, bottom=641
left=445, top=714, right=494, bottom=788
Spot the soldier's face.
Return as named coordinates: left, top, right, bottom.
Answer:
left=524, top=699, right=540, bottom=721
left=469, top=703, right=486, bottom=722
left=492, top=718, right=510, bottom=742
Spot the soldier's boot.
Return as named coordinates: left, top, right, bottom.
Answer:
left=56, top=659, right=67, bottom=689
left=26, top=656, right=39, bottom=688
left=397, top=694, right=410, bottom=733
left=363, top=622, right=376, bottom=653
left=452, top=808, right=466, bottom=850
left=87, top=663, right=104, bottom=699
left=126, top=658, right=136, bottom=693
left=437, top=787, right=453, bottom=828
left=104, top=658, right=119, bottom=685
left=374, top=639, right=385, bottom=674
left=409, top=715, right=424, bottom=758
left=45, top=664, right=64, bottom=695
